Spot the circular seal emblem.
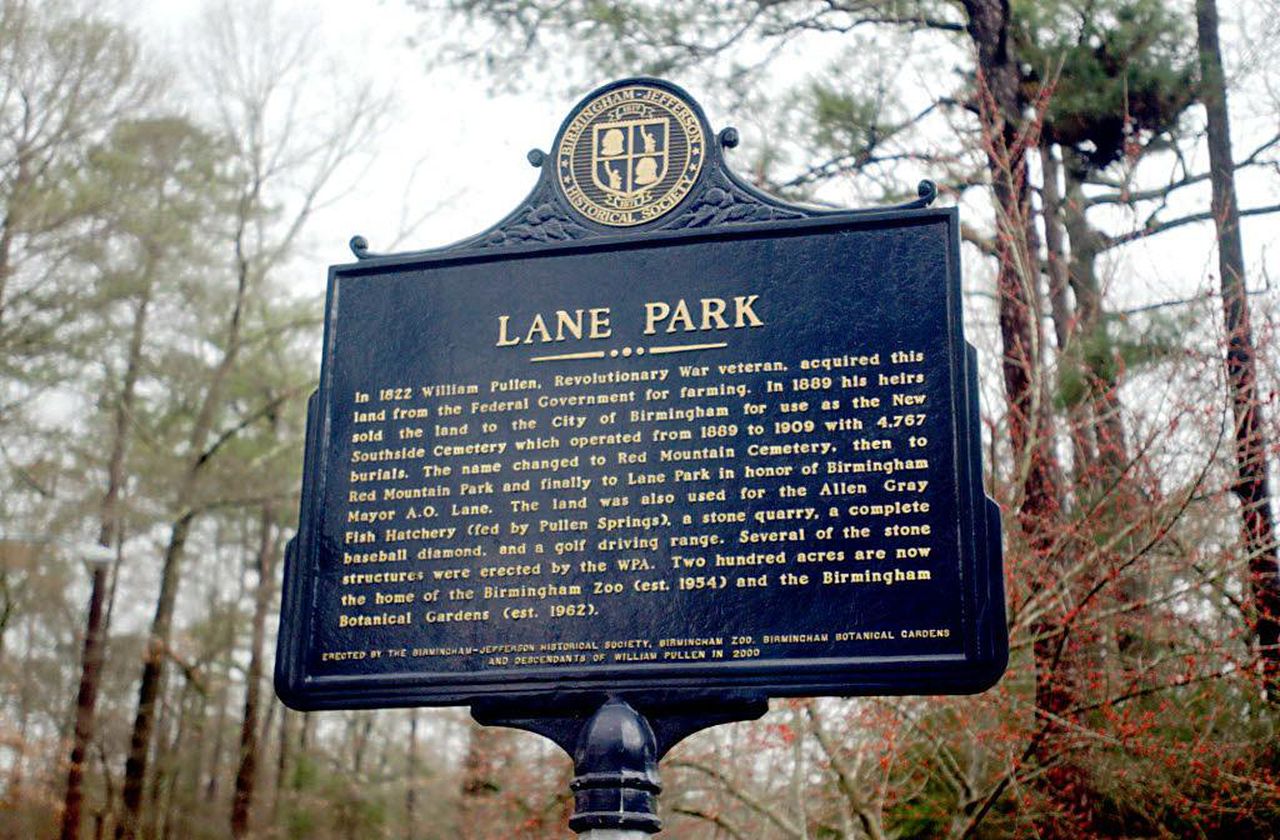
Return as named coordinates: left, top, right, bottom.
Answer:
left=556, top=83, right=706, bottom=227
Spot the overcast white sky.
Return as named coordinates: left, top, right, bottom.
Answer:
left=120, top=0, right=1277, bottom=318
left=126, top=0, right=563, bottom=271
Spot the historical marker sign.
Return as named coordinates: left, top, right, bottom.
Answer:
left=275, top=79, right=1006, bottom=713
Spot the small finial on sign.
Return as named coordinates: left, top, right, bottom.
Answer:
left=349, top=235, right=370, bottom=260
left=528, top=148, right=547, bottom=168
left=718, top=127, right=740, bottom=149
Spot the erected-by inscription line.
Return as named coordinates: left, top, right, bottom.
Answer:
left=647, top=342, right=729, bottom=355
left=530, top=350, right=609, bottom=363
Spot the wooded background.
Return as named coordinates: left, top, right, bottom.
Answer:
left=3, top=0, right=1280, bottom=837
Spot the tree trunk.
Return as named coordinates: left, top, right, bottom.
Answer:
left=1040, top=140, right=1096, bottom=481
left=1196, top=0, right=1280, bottom=701
left=272, top=708, right=290, bottom=826
left=1041, top=142, right=1072, bottom=355
left=206, top=674, right=231, bottom=804
left=117, top=241, right=252, bottom=839
left=231, top=502, right=279, bottom=838
left=1062, top=166, right=1129, bottom=482
left=154, top=681, right=192, bottom=840
left=1060, top=161, right=1161, bottom=665
left=0, top=153, right=30, bottom=331
left=60, top=563, right=110, bottom=840
left=62, top=284, right=152, bottom=840
left=962, top=0, right=1062, bottom=544
left=116, top=512, right=196, bottom=840
left=962, top=2, right=1090, bottom=835
left=4, top=616, right=36, bottom=806
left=406, top=711, right=419, bottom=840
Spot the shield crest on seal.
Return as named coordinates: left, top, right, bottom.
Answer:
left=591, top=117, right=669, bottom=198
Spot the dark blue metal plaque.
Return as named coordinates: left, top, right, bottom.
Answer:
left=275, top=78, right=1005, bottom=714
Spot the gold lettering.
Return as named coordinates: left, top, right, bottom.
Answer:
left=643, top=301, right=669, bottom=335
left=554, top=309, right=585, bottom=341
left=734, top=295, right=764, bottom=327
left=667, top=299, right=696, bottom=332
left=495, top=314, right=519, bottom=347
left=526, top=313, right=552, bottom=343
left=701, top=297, right=729, bottom=330
left=588, top=307, right=612, bottom=339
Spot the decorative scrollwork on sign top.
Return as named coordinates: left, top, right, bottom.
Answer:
left=658, top=169, right=809, bottom=232
left=472, top=191, right=592, bottom=250
left=344, top=79, right=940, bottom=261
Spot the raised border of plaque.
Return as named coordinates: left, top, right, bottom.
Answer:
left=275, top=77, right=1006, bottom=714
